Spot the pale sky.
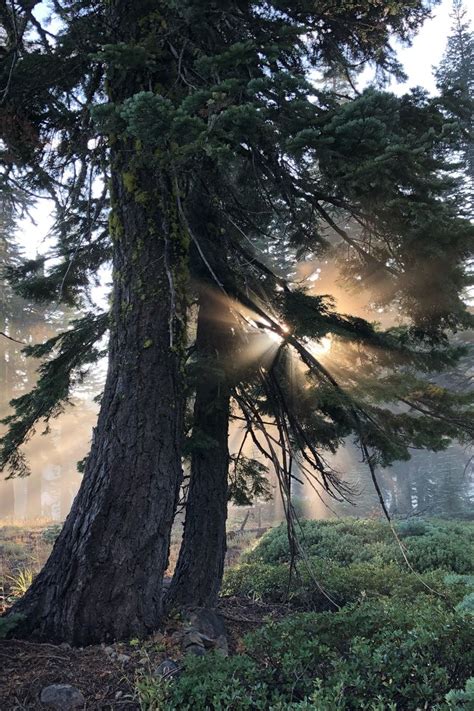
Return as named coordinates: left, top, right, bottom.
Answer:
left=17, top=0, right=473, bottom=263
left=390, top=0, right=474, bottom=94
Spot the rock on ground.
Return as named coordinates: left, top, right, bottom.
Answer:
left=180, top=607, right=229, bottom=657
left=40, top=684, right=85, bottom=709
left=154, top=659, right=180, bottom=678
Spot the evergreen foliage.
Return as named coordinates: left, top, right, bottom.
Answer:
left=1, top=0, right=474, bottom=637
left=0, top=187, right=76, bottom=506
left=137, top=516, right=474, bottom=709
left=435, top=0, right=474, bottom=200
left=0, top=313, right=107, bottom=478
left=228, top=455, right=272, bottom=506
left=230, top=517, right=474, bottom=579
left=1, top=0, right=473, bottom=496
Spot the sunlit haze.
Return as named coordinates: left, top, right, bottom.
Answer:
left=3, top=0, right=473, bottom=524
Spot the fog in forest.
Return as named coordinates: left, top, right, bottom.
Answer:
left=2, top=399, right=472, bottom=526
left=2, top=0, right=472, bottom=530
left=2, top=259, right=472, bottom=526
left=0, top=374, right=100, bottom=522
left=1, top=247, right=473, bottom=526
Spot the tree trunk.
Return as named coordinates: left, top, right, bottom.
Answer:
left=0, top=330, right=15, bottom=520
left=0, top=478, right=15, bottom=520
left=7, top=157, right=188, bottom=645
left=166, top=288, right=233, bottom=609
left=5, top=1, right=191, bottom=645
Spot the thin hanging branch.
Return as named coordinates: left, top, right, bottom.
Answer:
left=0, top=331, right=24, bottom=345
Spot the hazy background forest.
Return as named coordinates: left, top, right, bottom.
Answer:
left=1, top=287, right=472, bottom=528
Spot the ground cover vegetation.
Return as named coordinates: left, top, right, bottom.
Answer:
left=136, top=518, right=474, bottom=710
left=0, top=522, right=65, bottom=614
left=0, top=517, right=473, bottom=708
left=0, top=0, right=473, bottom=677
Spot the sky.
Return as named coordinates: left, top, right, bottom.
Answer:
left=16, top=0, right=474, bottom=263
left=389, top=0, right=473, bottom=95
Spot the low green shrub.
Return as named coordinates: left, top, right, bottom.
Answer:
left=0, top=540, right=29, bottom=561
left=138, top=519, right=474, bottom=709
left=455, top=592, right=474, bottom=616
left=396, top=518, right=430, bottom=537
left=444, top=574, right=474, bottom=587
left=139, top=600, right=473, bottom=710
left=0, top=526, right=21, bottom=541
left=246, top=518, right=474, bottom=575
left=41, top=523, right=62, bottom=545
left=223, top=559, right=465, bottom=610
left=445, top=678, right=474, bottom=709
left=136, top=654, right=269, bottom=710
left=245, top=599, right=473, bottom=708
left=382, top=532, right=474, bottom=574
left=245, top=519, right=393, bottom=566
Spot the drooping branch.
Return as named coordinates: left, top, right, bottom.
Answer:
left=0, top=330, right=24, bottom=344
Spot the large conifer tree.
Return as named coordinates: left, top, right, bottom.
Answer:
left=1, top=0, right=474, bottom=641
left=2, top=1, right=191, bottom=642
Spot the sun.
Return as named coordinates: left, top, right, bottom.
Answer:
left=308, top=336, right=332, bottom=357
left=265, top=323, right=290, bottom=343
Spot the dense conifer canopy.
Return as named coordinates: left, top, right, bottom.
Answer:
left=1, top=0, right=473, bottom=504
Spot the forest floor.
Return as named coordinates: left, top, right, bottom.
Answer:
left=0, top=596, right=287, bottom=710
left=2, top=517, right=472, bottom=709
left=0, top=519, right=276, bottom=710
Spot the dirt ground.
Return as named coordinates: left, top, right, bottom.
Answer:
left=0, top=597, right=287, bottom=710
left=0, top=520, right=279, bottom=710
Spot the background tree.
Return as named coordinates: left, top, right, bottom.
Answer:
left=0, top=188, right=56, bottom=519
left=435, top=0, right=474, bottom=205
left=0, top=191, right=26, bottom=519
left=168, top=74, right=474, bottom=606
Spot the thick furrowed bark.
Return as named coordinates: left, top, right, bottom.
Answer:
left=166, top=289, right=233, bottom=609
left=6, top=161, right=187, bottom=645
left=4, top=1, right=190, bottom=645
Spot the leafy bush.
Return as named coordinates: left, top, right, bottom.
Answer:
left=225, top=518, right=474, bottom=611
left=139, top=600, right=473, bottom=710
left=137, top=654, right=269, bottom=710
left=0, top=540, right=29, bottom=561
left=444, top=678, right=474, bottom=709
left=383, top=531, right=474, bottom=574
left=41, top=523, right=62, bottom=545
left=246, top=518, right=474, bottom=574
left=245, top=519, right=391, bottom=566
left=444, top=574, right=474, bottom=587
left=455, top=592, right=474, bottom=616
left=223, top=559, right=466, bottom=610
left=0, top=526, right=21, bottom=541
left=138, top=519, right=474, bottom=709
left=247, top=600, right=473, bottom=709
left=396, top=518, right=429, bottom=537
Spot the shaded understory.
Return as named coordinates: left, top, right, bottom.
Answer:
left=1, top=518, right=473, bottom=709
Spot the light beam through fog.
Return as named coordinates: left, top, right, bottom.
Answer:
left=2, top=265, right=472, bottom=526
